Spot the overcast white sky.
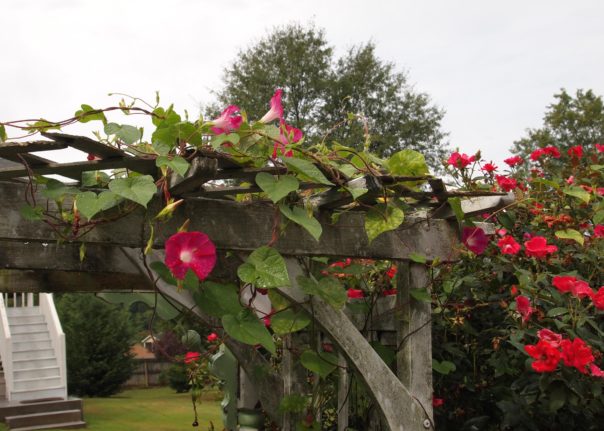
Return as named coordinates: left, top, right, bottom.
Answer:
left=1, top=0, right=603, bottom=167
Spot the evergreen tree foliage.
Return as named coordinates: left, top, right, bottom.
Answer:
left=56, top=294, right=136, bottom=397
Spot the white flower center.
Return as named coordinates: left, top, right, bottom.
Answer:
left=180, top=250, right=193, bottom=263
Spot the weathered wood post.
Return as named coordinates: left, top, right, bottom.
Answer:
left=396, top=261, right=434, bottom=429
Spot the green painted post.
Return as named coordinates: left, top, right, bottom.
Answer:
left=210, top=344, right=238, bottom=430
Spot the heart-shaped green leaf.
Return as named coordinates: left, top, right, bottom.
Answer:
left=76, top=191, right=118, bottom=220
left=222, top=309, right=276, bottom=354
left=364, top=203, right=405, bottom=243
left=279, top=204, right=322, bottom=241
left=432, top=359, right=456, bottom=375
left=156, top=155, right=190, bottom=176
left=194, top=281, right=243, bottom=318
left=300, top=350, right=338, bottom=378
left=149, top=261, right=177, bottom=286
left=284, top=157, right=333, bottom=186
left=563, top=186, right=591, bottom=204
left=105, top=122, right=142, bottom=144
left=297, top=276, right=347, bottom=310
left=255, top=173, right=299, bottom=203
left=109, top=175, right=156, bottom=207
left=41, top=178, right=78, bottom=201
left=555, top=229, right=584, bottom=245
left=387, top=149, right=429, bottom=177
left=75, top=104, right=107, bottom=124
left=237, top=246, right=290, bottom=288
left=271, top=308, right=311, bottom=335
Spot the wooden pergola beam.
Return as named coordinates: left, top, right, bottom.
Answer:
left=1, top=181, right=460, bottom=261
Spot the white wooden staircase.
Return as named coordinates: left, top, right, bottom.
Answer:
left=0, top=293, right=85, bottom=430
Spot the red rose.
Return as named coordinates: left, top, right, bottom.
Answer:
left=503, top=156, right=523, bottom=167
left=207, top=333, right=218, bottom=342
left=592, top=287, right=604, bottom=310
left=497, top=235, right=521, bottom=255
left=481, top=162, right=498, bottom=172
left=184, top=351, right=201, bottom=364
left=524, top=236, right=557, bottom=259
left=515, top=295, right=533, bottom=323
left=594, top=225, right=604, bottom=238
left=447, top=152, right=475, bottom=169
left=567, top=145, right=583, bottom=158
left=525, top=340, right=561, bottom=373
left=537, top=329, right=562, bottom=348
left=432, top=397, right=444, bottom=408
left=590, top=363, right=604, bottom=378
left=552, top=275, right=593, bottom=299
left=495, top=175, right=518, bottom=192
left=561, top=338, right=594, bottom=374
left=347, top=289, right=364, bottom=299
left=386, top=266, right=397, bottom=279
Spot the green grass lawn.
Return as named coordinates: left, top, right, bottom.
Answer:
left=0, top=387, right=223, bottom=431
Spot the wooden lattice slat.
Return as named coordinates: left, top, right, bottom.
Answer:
left=0, top=140, right=67, bottom=156
left=42, top=132, right=129, bottom=159
left=0, top=157, right=156, bottom=181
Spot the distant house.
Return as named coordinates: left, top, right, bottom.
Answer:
left=125, top=335, right=169, bottom=387
left=140, top=334, right=158, bottom=353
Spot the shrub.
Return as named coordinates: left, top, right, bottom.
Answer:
left=56, top=294, right=136, bottom=397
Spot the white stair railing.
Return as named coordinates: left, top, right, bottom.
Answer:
left=39, top=293, right=67, bottom=398
left=0, top=294, right=14, bottom=400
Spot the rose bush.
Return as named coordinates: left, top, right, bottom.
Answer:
left=432, top=145, right=604, bottom=429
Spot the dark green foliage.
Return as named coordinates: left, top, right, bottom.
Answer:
left=160, top=363, right=191, bottom=393
left=511, top=89, right=604, bottom=160
left=56, top=294, right=136, bottom=397
left=214, top=23, right=449, bottom=169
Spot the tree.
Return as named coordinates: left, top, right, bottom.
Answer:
left=56, top=294, right=136, bottom=397
left=214, top=23, right=449, bottom=169
left=511, top=89, right=604, bottom=159
left=216, top=23, right=332, bottom=133
left=323, top=43, right=448, bottom=164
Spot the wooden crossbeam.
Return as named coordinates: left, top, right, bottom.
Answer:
left=0, top=157, right=157, bottom=180
left=0, top=181, right=459, bottom=261
left=0, top=140, right=67, bottom=155
left=168, top=157, right=219, bottom=196
left=0, top=153, right=81, bottom=180
left=42, top=132, right=128, bottom=159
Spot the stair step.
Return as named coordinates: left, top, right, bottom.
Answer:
left=12, top=331, right=52, bottom=342
left=8, top=315, right=45, bottom=324
left=14, top=367, right=61, bottom=380
left=13, top=349, right=56, bottom=361
left=6, top=409, right=82, bottom=429
left=10, top=420, right=86, bottom=431
left=0, top=398, right=82, bottom=421
left=10, top=386, right=66, bottom=402
left=13, top=340, right=53, bottom=352
left=10, top=324, right=48, bottom=334
left=14, top=376, right=62, bottom=391
left=13, top=358, right=58, bottom=370
left=13, top=353, right=58, bottom=371
left=6, top=307, right=41, bottom=317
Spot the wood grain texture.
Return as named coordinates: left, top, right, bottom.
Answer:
left=0, top=181, right=460, bottom=261
left=277, top=258, right=433, bottom=431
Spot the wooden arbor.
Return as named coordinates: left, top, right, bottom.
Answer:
left=0, top=133, right=508, bottom=430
